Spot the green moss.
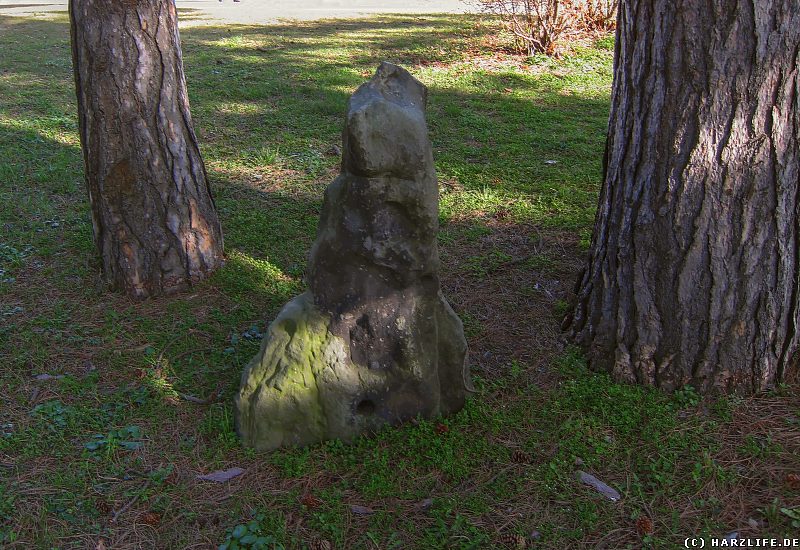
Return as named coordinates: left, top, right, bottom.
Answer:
left=235, top=292, right=333, bottom=450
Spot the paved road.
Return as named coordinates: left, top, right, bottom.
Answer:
left=0, top=0, right=470, bottom=24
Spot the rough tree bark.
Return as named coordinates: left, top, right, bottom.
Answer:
left=70, top=0, right=223, bottom=298
left=567, top=0, right=800, bottom=394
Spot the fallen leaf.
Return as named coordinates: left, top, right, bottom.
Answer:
left=435, top=423, right=449, bottom=434
left=196, top=467, right=245, bottom=483
left=95, top=539, right=107, bottom=550
left=349, top=504, right=374, bottom=515
left=635, top=515, right=654, bottom=536
left=576, top=470, right=621, bottom=502
left=786, top=473, right=800, bottom=490
left=34, top=373, right=64, bottom=381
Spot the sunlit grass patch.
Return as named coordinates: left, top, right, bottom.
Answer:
left=211, top=249, right=301, bottom=305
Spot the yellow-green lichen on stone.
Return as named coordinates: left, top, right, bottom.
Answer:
left=234, top=292, right=333, bottom=450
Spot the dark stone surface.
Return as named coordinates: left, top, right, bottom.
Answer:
left=235, top=63, right=471, bottom=451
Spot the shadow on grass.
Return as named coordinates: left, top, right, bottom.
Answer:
left=0, top=12, right=610, bottom=295
left=0, top=8, right=609, bottom=398
left=178, top=16, right=610, bottom=186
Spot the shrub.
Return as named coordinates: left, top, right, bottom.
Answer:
left=477, top=0, right=618, bottom=56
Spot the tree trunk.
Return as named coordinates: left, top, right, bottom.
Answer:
left=70, top=0, right=223, bottom=299
left=567, top=0, right=800, bottom=394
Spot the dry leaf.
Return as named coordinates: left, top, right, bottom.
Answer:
left=349, top=504, right=374, bottom=515
left=786, top=473, right=800, bottom=490
left=435, top=423, right=449, bottom=434
left=576, top=470, right=621, bottom=502
left=196, top=467, right=245, bottom=483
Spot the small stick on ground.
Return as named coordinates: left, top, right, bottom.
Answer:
left=178, top=387, right=223, bottom=405
left=110, top=481, right=150, bottom=523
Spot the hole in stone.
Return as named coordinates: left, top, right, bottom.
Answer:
left=356, top=314, right=373, bottom=336
left=283, top=319, right=297, bottom=337
left=356, top=399, right=376, bottom=415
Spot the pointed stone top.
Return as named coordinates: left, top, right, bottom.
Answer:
left=350, top=61, right=428, bottom=113
left=343, top=63, right=432, bottom=179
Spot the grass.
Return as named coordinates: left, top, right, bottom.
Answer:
left=1, top=9, right=799, bottom=550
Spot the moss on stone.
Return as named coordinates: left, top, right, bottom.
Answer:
left=235, top=292, right=335, bottom=450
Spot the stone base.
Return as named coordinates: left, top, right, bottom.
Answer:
left=234, top=292, right=470, bottom=451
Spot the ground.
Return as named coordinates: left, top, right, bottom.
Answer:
left=1, top=6, right=799, bottom=550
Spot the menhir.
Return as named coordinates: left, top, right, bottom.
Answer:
left=235, top=62, right=471, bottom=451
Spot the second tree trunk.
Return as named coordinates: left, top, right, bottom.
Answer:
left=70, top=0, right=223, bottom=298
left=568, top=0, right=800, bottom=394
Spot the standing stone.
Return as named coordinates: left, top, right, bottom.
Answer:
left=235, top=63, right=471, bottom=451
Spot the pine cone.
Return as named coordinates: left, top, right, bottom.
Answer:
left=636, top=515, right=654, bottom=536
left=498, top=533, right=527, bottom=548
left=309, top=540, right=333, bottom=550
left=511, top=450, right=530, bottom=463
left=138, top=511, right=161, bottom=526
left=300, top=494, right=323, bottom=509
